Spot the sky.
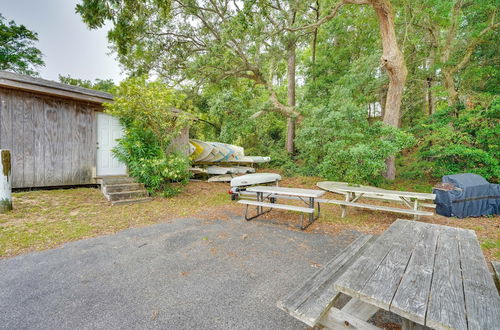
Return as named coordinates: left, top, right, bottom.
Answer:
left=1, top=0, right=124, bottom=83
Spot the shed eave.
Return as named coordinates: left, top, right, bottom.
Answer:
left=0, top=71, right=113, bottom=104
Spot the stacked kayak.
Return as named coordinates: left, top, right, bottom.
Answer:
left=189, top=139, right=270, bottom=164
left=188, top=139, right=271, bottom=182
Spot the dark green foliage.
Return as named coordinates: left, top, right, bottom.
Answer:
left=113, top=128, right=190, bottom=195
left=0, top=14, right=44, bottom=75
left=406, top=97, right=500, bottom=181
left=297, top=87, right=414, bottom=183
left=74, top=0, right=499, bottom=183
left=106, top=77, right=192, bottom=195
left=58, top=75, right=115, bottom=93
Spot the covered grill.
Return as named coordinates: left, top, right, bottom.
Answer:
left=433, top=173, right=500, bottom=218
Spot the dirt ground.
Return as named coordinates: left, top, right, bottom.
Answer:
left=1, top=175, right=499, bottom=262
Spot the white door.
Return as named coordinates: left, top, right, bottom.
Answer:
left=96, top=112, right=127, bottom=176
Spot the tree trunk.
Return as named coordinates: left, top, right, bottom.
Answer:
left=372, top=0, right=408, bottom=180
left=443, top=68, right=458, bottom=108
left=311, top=0, right=320, bottom=80
left=426, top=77, right=434, bottom=115
left=379, top=84, right=388, bottom=118
left=286, top=42, right=296, bottom=154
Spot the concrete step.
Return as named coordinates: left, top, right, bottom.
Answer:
left=99, top=176, right=136, bottom=185
left=105, top=183, right=145, bottom=193
left=111, top=197, right=153, bottom=206
left=107, top=190, right=148, bottom=202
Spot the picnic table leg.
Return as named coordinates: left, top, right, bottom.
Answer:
left=341, top=298, right=379, bottom=320
left=413, top=199, right=420, bottom=221
left=319, top=298, right=380, bottom=329
left=309, top=197, right=314, bottom=225
left=258, top=192, right=263, bottom=214
left=341, top=193, right=351, bottom=218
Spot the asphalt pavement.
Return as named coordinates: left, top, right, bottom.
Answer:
left=0, top=216, right=362, bottom=329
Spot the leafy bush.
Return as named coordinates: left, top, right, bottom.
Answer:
left=105, top=77, right=193, bottom=194
left=296, top=87, right=414, bottom=183
left=407, top=97, right=500, bottom=181
left=112, top=128, right=190, bottom=195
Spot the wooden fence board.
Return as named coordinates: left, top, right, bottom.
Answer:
left=33, top=96, right=45, bottom=186
left=12, top=91, right=25, bottom=187
left=61, top=99, right=74, bottom=184
left=0, top=88, right=101, bottom=188
left=0, top=90, right=12, bottom=156
left=22, top=94, right=35, bottom=187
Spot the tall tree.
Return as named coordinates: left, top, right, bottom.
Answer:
left=76, top=0, right=303, bottom=152
left=0, top=14, right=44, bottom=76
left=403, top=0, right=499, bottom=110
left=291, top=0, right=407, bottom=179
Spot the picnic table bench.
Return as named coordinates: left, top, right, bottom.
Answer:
left=278, top=219, right=500, bottom=329
left=317, top=182, right=436, bottom=220
left=238, top=186, right=325, bottom=229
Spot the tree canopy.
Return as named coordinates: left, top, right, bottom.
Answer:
left=76, top=0, right=499, bottom=183
left=0, top=14, right=44, bottom=76
left=58, top=75, right=115, bottom=93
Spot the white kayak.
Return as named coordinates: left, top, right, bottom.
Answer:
left=230, top=173, right=282, bottom=188
left=232, top=156, right=271, bottom=163
left=208, top=174, right=236, bottom=182
left=206, top=166, right=256, bottom=175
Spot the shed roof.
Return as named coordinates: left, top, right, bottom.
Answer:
left=0, top=70, right=113, bottom=104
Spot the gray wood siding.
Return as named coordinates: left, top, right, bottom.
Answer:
left=0, top=88, right=98, bottom=188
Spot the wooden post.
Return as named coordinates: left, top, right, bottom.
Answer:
left=0, top=150, right=13, bottom=213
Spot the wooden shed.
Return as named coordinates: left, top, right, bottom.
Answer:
left=0, top=71, right=127, bottom=189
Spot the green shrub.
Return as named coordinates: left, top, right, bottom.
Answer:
left=296, top=88, right=414, bottom=183
left=105, top=77, right=193, bottom=194
left=407, top=97, right=500, bottom=182
left=112, top=127, right=191, bottom=195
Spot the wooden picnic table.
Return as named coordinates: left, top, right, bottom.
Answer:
left=317, top=181, right=436, bottom=219
left=333, top=219, right=500, bottom=329
left=241, top=186, right=325, bottom=229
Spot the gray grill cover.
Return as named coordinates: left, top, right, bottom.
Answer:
left=434, top=173, right=499, bottom=218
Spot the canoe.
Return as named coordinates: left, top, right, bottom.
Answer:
left=206, top=166, right=255, bottom=175
left=190, top=139, right=214, bottom=162
left=201, top=142, right=232, bottom=162
left=189, top=167, right=208, bottom=174
left=206, top=166, right=233, bottom=175
left=208, top=174, right=236, bottom=182
left=228, top=145, right=245, bottom=160
left=230, top=173, right=282, bottom=188
left=188, top=142, right=196, bottom=156
left=229, top=166, right=255, bottom=174
left=213, top=142, right=235, bottom=161
left=232, top=156, right=271, bottom=163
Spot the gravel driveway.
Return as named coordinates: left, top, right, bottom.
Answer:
left=0, top=216, right=362, bottom=330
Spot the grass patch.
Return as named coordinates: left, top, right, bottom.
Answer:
left=0, top=184, right=229, bottom=258
left=0, top=175, right=498, bottom=262
left=481, top=239, right=500, bottom=260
